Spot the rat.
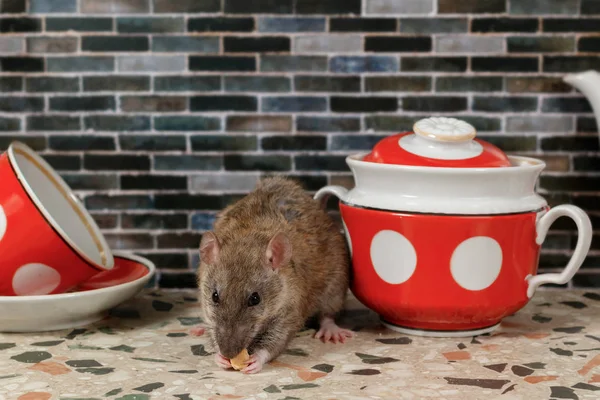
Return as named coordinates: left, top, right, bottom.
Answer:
left=196, top=176, right=353, bottom=374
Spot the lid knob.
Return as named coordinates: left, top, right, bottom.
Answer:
left=413, top=117, right=476, bottom=143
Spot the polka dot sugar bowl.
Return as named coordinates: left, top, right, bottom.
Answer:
left=0, top=141, right=115, bottom=296
left=314, top=116, right=593, bottom=337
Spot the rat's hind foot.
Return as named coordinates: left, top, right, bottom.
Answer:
left=314, top=316, right=354, bottom=344
left=214, top=353, right=232, bottom=369
left=242, top=349, right=270, bottom=374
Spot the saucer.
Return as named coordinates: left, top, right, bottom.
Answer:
left=0, top=251, right=155, bottom=333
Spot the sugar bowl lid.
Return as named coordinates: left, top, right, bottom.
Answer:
left=363, top=117, right=511, bottom=168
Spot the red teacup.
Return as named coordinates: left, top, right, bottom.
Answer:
left=0, top=141, right=114, bottom=296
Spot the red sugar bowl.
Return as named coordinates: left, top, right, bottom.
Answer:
left=315, top=116, right=592, bottom=337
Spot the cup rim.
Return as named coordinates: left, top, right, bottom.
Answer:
left=7, top=141, right=114, bottom=271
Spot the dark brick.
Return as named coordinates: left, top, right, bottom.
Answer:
left=258, top=17, right=325, bottom=32
left=190, top=56, right=256, bottom=72
left=154, top=155, right=222, bottom=171
left=121, top=175, right=187, bottom=190
left=83, top=76, right=150, bottom=92
left=155, top=116, right=221, bottom=131
left=574, top=156, right=600, bottom=171
left=330, top=135, right=386, bottom=151
left=541, top=176, right=600, bottom=192
left=0, top=0, right=25, bottom=13
left=85, top=195, right=153, bottom=210
left=401, top=57, right=467, bottom=72
left=155, top=76, right=220, bottom=92
left=117, top=17, right=183, bottom=33
left=506, top=77, right=571, bottom=93
left=190, top=96, right=257, bottom=112
left=511, top=0, right=578, bottom=15
left=191, top=212, right=217, bottom=231
left=365, top=76, right=431, bottom=92
left=295, top=76, right=360, bottom=92
left=577, top=116, right=597, bottom=132
left=481, top=136, right=537, bottom=151
left=50, top=136, right=115, bottom=151
left=331, top=96, right=397, bottom=113
left=157, top=233, right=201, bottom=249
left=579, top=37, right=600, bottom=52
left=0, top=18, right=42, bottom=33
left=226, top=116, right=292, bottom=132
left=46, top=17, right=113, bottom=32
left=541, top=136, right=599, bottom=152
left=365, top=36, right=431, bottom=52
left=508, top=36, right=575, bottom=53
left=295, top=155, right=348, bottom=171
left=472, top=57, right=539, bottom=72
left=152, top=36, right=219, bottom=53
left=261, top=136, right=327, bottom=151
left=224, top=76, right=291, bottom=92
left=295, top=0, right=361, bottom=14
left=459, top=116, right=503, bottom=132
left=436, top=77, right=502, bottom=92
left=330, top=56, right=398, bottom=73
left=121, top=213, right=188, bottom=230
left=473, top=96, right=538, bottom=112
left=582, top=0, right=600, bottom=14
left=365, top=115, right=416, bottom=132
left=573, top=275, right=600, bottom=288
left=27, top=116, right=80, bottom=131
left=0, top=117, right=21, bottom=131
left=471, top=17, right=539, bottom=33
left=191, top=135, right=258, bottom=151
left=543, top=18, right=600, bottom=32
left=104, top=233, right=153, bottom=250
left=224, top=37, right=290, bottom=53
left=0, top=97, right=43, bottom=112
left=330, top=18, right=396, bottom=32
left=261, top=55, right=327, bottom=72
left=0, top=136, right=45, bottom=151
left=138, top=253, right=189, bottom=268
left=262, top=96, right=326, bottom=112
left=84, top=155, right=150, bottom=171
left=50, top=96, right=115, bottom=112
left=572, top=194, right=600, bottom=211
left=0, top=77, right=22, bottom=92
left=62, top=174, right=118, bottom=191
left=265, top=174, right=327, bottom=191
left=402, top=96, right=467, bottom=112
left=85, top=116, right=151, bottom=131
left=82, top=36, right=149, bottom=52
left=542, top=97, right=593, bottom=113
left=224, top=155, right=291, bottom=171
left=121, top=96, right=186, bottom=112
left=438, top=0, right=506, bottom=13
left=154, top=0, right=220, bottom=12
left=188, top=17, right=254, bottom=32
left=0, top=57, right=44, bottom=72
left=91, top=213, right=118, bottom=229
left=155, top=194, right=222, bottom=210
left=47, top=56, right=114, bottom=72
left=159, top=272, right=197, bottom=289
left=400, top=18, right=467, bottom=33
left=296, top=116, right=360, bottom=132
left=27, top=37, right=77, bottom=53
left=544, top=56, right=600, bottom=72
left=119, top=135, right=186, bottom=151
left=225, top=0, right=293, bottom=13
left=26, top=77, right=79, bottom=93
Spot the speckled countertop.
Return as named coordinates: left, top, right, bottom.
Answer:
left=1, top=289, right=600, bottom=400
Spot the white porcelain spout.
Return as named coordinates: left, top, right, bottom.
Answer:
left=563, top=70, right=600, bottom=134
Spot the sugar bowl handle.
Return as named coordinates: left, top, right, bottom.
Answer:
left=527, top=205, right=592, bottom=298
left=313, top=186, right=349, bottom=209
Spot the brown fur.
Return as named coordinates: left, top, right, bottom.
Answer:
left=196, top=176, right=350, bottom=362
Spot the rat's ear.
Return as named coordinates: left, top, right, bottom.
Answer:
left=266, top=231, right=292, bottom=271
left=199, top=231, right=220, bottom=265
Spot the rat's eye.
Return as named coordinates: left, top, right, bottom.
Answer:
left=212, top=291, right=219, bottom=304
left=248, top=292, right=261, bottom=307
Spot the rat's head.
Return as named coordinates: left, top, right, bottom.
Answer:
left=197, top=230, right=292, bottom=359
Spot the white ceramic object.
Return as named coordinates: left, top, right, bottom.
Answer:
left=563, top=70, right=600, bottom=137
left=0, top=251, right=155, bottom=333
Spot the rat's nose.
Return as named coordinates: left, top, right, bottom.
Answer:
left=216, top=329, right=246, bottom=359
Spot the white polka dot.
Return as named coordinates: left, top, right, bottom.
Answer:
left=12, top=263, right=62, bottom=295
left=370, top=230, right=417, bottom=284
left=342, top=219, right=352, bottom=257
left=450, top=236, right=502, bottom=291
left=0, top=205, right=6, bottom=242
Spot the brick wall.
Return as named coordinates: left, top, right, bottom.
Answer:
left=1, top=0, right=599, bottom=289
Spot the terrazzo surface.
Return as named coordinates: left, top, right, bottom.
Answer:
left=1, top=289, right=600, bottom=400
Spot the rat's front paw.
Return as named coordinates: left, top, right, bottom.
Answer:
left=214, top=352, right=232, bottom=369
left=241, top=349, right=270, bottom=374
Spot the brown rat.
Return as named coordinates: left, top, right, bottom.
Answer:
left=196, top=176, right=352, bottom=374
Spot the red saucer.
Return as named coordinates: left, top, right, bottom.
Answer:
left=75, top=255, right=150, bottom=291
